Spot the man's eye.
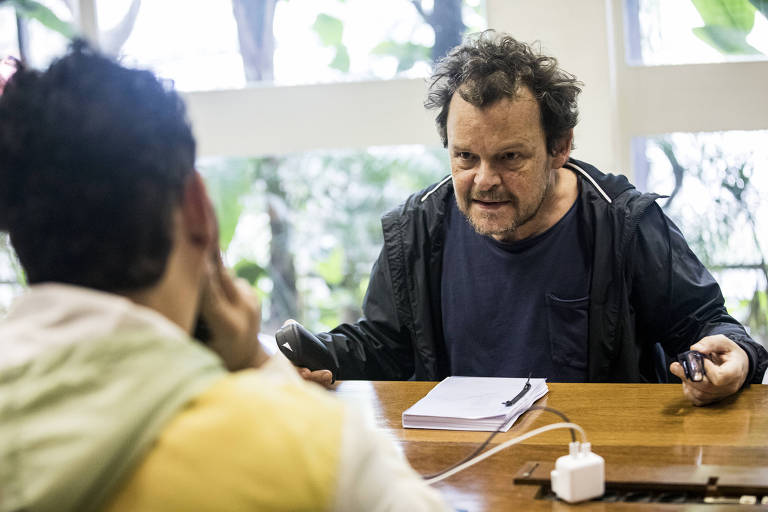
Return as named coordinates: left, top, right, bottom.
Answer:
left=502, top=152, right=518, bottom=160
left=457, top=152, right=473, bottom=159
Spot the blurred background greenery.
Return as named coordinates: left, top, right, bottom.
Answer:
left=0, top=0, right=765, bottom=346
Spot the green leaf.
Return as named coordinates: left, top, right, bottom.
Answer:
left=691, top=0, right=756, bottom=32
left=201, top=163, right=252, bottom=251
left=9, top=0, right=76, bottom=38
left=312, top=13, right=343, bottom=47
left=329, top=44, right=350, bottom=72
left=234, top=259, right=266, bottom=284
left=357, top=277, right=369, bottom=302
left=319, top=309, right=341, bottom=330
left=693, top=25, right=761, bottom=54
left=689, top=0, right=764, bottom=55
left=372, top=40, right=431, bottom=72
left=749, top=0, right=768, bottom=18
left=315, top=246, right=344, bottom=286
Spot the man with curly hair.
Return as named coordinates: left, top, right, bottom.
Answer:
left=0, top=43, right=448, bottom=512
left=296, top=31, right=767, bottom=406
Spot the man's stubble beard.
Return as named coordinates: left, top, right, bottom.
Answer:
left=457, top=176, right=552, bottom=239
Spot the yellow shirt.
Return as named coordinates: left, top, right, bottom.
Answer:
left=105, top=364, right=342, bottom=512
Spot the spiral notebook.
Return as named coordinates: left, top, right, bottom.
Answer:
left=402, top=376, right=548, bottom=432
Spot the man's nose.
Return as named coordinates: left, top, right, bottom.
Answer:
left=474, top=160, right=501, bottom=190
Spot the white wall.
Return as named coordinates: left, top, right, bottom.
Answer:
left=183, top=79, right=437, bottom=158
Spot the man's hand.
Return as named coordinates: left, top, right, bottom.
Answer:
left=670, top=335, right=749, bottom=406
left=198, top=256, right=269, bottom=371
left=297, top=367, right=334, bottom=388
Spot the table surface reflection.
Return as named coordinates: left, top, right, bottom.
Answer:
left=333, top=382, right=768, bottom=511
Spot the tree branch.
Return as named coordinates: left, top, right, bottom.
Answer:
left=656, top=138, right=685, bottom=210
left=100, top=0, right=141, bottom=56
left=410, top=0, right=431, bottom=24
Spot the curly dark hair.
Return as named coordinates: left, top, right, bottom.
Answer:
left=425, top=31, right=583, bottom=154
left=0, top=41, right=195, bottom=292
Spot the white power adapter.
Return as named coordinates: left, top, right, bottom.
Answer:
left=550, top=441, right=605, bottom=503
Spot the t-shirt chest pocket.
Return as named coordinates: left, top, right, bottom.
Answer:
left=546, top=294, right=589, bottom=370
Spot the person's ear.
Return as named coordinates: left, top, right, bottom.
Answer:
left=181, top=171, right=217, bottom=252
left=550, top=129, right=573, bottom=169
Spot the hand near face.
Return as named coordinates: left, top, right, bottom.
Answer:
left=198, top=255, right=269, bottom=371
left=669, top=335, right=749, bottom=406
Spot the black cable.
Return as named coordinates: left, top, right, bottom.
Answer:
left=527, top=406, right=576, bottom=442
left=421, top=405, right=575, bottom=479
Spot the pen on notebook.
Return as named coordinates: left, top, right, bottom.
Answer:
left=502, top=373, right=532, bottom=407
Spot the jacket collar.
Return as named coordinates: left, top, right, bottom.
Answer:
left=566, top=158, right=635, bottom=202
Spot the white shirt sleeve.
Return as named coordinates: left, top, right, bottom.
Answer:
left=332, top=406, right=450, bottom=512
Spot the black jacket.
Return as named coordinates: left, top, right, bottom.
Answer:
left=320, top=159, right=768, bottom=383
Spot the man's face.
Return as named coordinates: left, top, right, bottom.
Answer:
left=447, top=87, right=566, bottom=242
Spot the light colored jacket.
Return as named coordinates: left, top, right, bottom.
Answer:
left=0, top=284, right=448, bottom=512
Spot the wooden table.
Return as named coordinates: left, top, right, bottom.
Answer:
left=333, top=382, right=768, bottom=511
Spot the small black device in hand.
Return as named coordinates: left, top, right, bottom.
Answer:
left=677, top=350, right=708, bottom=382
left=275, top=322, right=339, bottom=383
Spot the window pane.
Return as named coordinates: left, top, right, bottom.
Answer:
left=634, top=130, right=768, bottom=345
left=97, top=0, right=245, bottom=90
left=23, top=0, right=72, bottom=68
left=0, top=146, right=448, bottom=325
left=0, top=1, right=72, bottom=68
left=0, top=234, right=24, bottom=317
left=98, top=0, right=485, bottom=91
left=626, top=0, right=768, bottom=65
left=0, top=5, right=19, bottom=59
left=198, top=145, right=448, bottom=333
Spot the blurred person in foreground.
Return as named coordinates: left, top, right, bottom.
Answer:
left=295, top=31, right=767, bottom=406
left=0, top=42, right=447, bottom=512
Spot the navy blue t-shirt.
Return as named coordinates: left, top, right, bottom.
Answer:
left=440, top=197, right=591, bottom=382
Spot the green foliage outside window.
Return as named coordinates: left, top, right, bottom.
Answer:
left=200, top=147, right=448, bottom=333
left=691, top=0, right=767, bottom=54
left=650, top=132, right=768, bottom=345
